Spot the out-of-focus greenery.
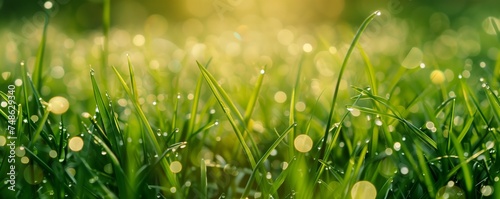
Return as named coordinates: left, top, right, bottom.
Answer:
left=1, top=0, right=500, bottom=198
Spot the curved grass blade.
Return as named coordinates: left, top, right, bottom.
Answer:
left=112, top=64, right=182, bottom=196
left=269, top=157, right=297, bottom=195
left=90, top=69, right=123, bottom=158
left=415, top=145, right=435, bottom=198
left=201, top=159, right=208, bottom=199
left=244, top=65, right=266, bottom=125
left=322, top=11, right=381, bottom=155
left=196, top=61, right=260, bottom=157
left=318, top=13, right=381, bottom=186
left=185, top=58, right=212, bottom=141
left=357, top=45, right=378, bottom=95
left=32, top=12, right=49, bottom=91
left=288, top=57, right=303, bottom=158
left=242, top=123, right=296, bottom=197
left=101, top=0, right=110, bottom=85
left=78, top=156, right=119, bottom=199
left=196, top=61, right=257, bottom=168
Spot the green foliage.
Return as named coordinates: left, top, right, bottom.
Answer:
left=1, top=3, right=500, bottom=199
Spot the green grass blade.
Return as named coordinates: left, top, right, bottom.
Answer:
left=321, top=11, right=380, bottom=158
left=242, top=123, right=295, bottom=197
left=196, top=61, right=260, bottom=157
left=457, top=115, right=474, bottom=143
left=127, top=56, right=139, bottom=102
left=415, top=144, right=435, bottom=197
left=78, top=156, right=119, bottom=199
left=186, top=58, right=212, bottom=141
left=270, top=157, right=297, bottom=194
left=90, top=69, right=123, bottom=158
left=244, top=65, right=266, bottom=124
left=357, top=45, right=378, bottom=95
left=288, top=57, right=303, bottom=158
left=449, top=131, right=474, bottom=195
left=102, top=0, right=110, bottom=85
left=201, top=159, right=208, bottom=199
left=0, top=91, right=8, bottom=120
left=32, top=12, right=49, bottom=91
left=112, top=65, right=182, bottom=195
left=196, top=61, right=257, bottom=168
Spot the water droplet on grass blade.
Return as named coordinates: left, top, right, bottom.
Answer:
left=266, top=172, right=272, bottom=179
left=393, top=142, right=401, bottom=151
left=348, top=107, right=361, bottom=117
left=282, top=162, right=289, bottom=170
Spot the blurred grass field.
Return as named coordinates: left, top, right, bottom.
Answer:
left=1, top=0, right=500, bottom=198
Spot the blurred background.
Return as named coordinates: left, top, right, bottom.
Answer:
left=1, top=0, right=499, bottom=119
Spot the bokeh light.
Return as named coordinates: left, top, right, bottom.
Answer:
left=48, top=96, right=70, bottom=115
left=170, top=161, right=182, bottom=173
left=436, top=181, right=466, bottom=199
left=294, top=134, right=313, bottom=153
left=24, top=164, right=44, bottom=185
left=481, top=185, right=493, bottom=196
left=0, top=136, right=6, bottom=146
left=69, top=136, right=84, bottom=152
left=49, top=150, right=58, bottom=158
left=351, top=181, right=377, bottom=199
left=401, top=47, right=423, bottom=69
left=430, top=70, right=446, bottom=84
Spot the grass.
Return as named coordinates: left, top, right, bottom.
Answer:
left=1, top=3, right=500, bottom=199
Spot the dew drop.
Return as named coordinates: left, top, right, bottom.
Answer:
left=400, top=166, right=409, bottom=175
left=266, top=172, right=272, bottom=179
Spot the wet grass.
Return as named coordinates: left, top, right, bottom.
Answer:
left=1, top=5, right=500, bottom=199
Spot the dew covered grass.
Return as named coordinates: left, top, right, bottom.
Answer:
left=1, top=1, right=500, bottom=199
